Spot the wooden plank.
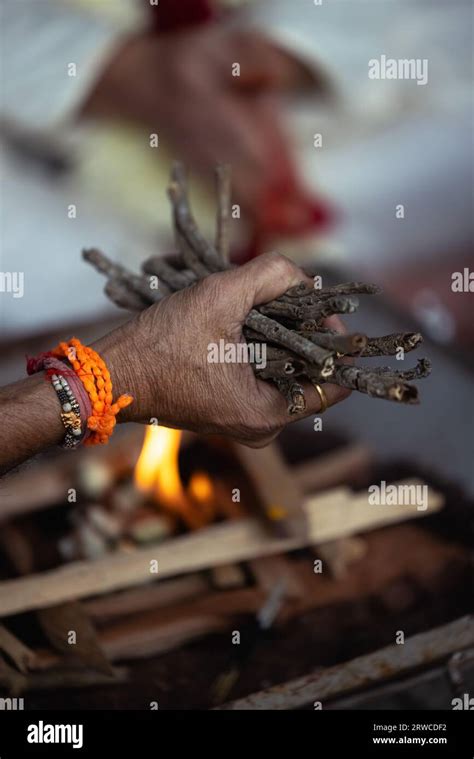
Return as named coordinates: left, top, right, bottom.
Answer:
left=293, top=443, right=372, bottom=494
left=231, top=442, right=305, bottom=532
left=83, top=574, right=210, bottom=624
left=220, top=616, right=474, bottom=710
left=0, top=480, right=443, bottom=618
left=210, top=564, right=246, bottom=590
left=28, top=525, right=472, bottom=666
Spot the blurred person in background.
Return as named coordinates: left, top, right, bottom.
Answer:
left=1, top=0, right=471, bottom=342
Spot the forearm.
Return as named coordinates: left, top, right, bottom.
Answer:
left=0, top=374, right=63, bottom=476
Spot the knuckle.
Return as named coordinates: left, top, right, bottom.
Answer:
left=261, top=251, right=298, bottom=282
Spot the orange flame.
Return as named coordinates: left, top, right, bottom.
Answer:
left=188, top=471, right=216, bottom=523
left=134, top=426, right=215, bottom=529
left=134, top=425, right=184, bottom=505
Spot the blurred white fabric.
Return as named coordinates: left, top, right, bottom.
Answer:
left=0, top=144, right=155, bottom=337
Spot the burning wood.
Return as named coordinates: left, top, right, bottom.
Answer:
left=83, top=163, right=431, bottom=414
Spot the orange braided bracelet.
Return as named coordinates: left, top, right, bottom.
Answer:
left=51, top=338, right=133, bottom=446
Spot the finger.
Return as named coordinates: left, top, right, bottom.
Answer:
left=216, top=251, right=312, bottom=310
left=257, top=375, right=350, bottom=428
left=298, top=380, right=351, bottom=417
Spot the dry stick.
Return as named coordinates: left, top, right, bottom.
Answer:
left=104, top=278, right=148, bottom=311
left=263, top=345, right=300, bottom=361
left=142, top=256, right=196, bottom=291
left=309, top=331, right=423, bottom=358
left=260, top=295, right=359, bottom=322
left=215, top=164, right=231, bottom=264
left=274, top=378, right=306, bottom=415
left=359, top=332, right=423, bottom=357
left=299, top=331, right=368, bottom=355
left=368, top=359, right=432, bottom=381
left=285, top=282, right=382, bottom=300
left=170, top=206, right=210, bottom=278
left=245, top=311, right=334, bottom=378
left=165, top=177, right=336, bottom=380
left=169, top=162, right=224, bottom=273
left=255, top=357, right=306, bottom=380
left=83, top=166, right=430, bottom=408
left=168, top=167, right=416, bottom=412
left=82, top=248, right=163, bottom=303
left=329, top=365, right=420, bottom=404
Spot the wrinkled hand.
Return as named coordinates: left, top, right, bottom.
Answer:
left=82, top=27, right=311, bottom=222
left=94, top=253, right=350, bottom=447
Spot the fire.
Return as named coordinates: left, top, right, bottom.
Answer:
left=134, top=426, right=216, bottom=529
left=134, top=425, right=184, bottom=504
left=188, top=471, right=216, bottom=523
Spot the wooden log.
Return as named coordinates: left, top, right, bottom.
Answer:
left=231, top=442, right=305, bottom=535
left=83, top=574, right=210, bottom=624
left=0, top=481, right=443, bottom=618
left=293, top=444, right=372, bottom=494
left=210, top=564, right=246, bottom=590
left=219, top=615, right=474, bottom=710
left=25, top=524, right=470, bottom=667
left=0, top=664, right=128, bottom=696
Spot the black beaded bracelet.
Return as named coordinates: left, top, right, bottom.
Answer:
left=50, top=373, right=83, bottom=449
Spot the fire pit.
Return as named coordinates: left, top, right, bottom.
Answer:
left=0, top=420, right=472, bottom=710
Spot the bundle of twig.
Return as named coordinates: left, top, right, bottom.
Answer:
left=83, top=162, right=431, bottom=414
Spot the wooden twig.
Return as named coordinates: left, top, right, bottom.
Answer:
left=104, top=278, right=148, bottom=311
left=284, top=282, right=381, bottom=299
left=142, top=256, right=196, bottom=291
left=330, top=365, right=420, bottom=403
left=169, top=162, right=224, bottom=273
left=82, top=164, right=431, bottom=409
left=359, top=332, right=423, bottom=357
left=245, top=311, right=334, bottom=377
left=299, top=331, right=367, bottom=355
left=254, top=357, right=306, bottom=380
left=83, top=248, right=163, bottom=303
left=368, top=359, right=432, bottom=381
left=260, top=295, right=359, bottom=322
left=274, top=378, right=306, bottom=415
left=215, top=164, right=231, bottom=263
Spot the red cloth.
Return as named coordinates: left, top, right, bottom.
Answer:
left=145, top=0, right=335, bottom=253
left=148, top=0, right=215, bottom=32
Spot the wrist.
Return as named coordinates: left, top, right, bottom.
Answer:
left=91, top=321, right=149, bottom=425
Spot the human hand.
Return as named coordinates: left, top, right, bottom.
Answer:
left=94, top=253, right=350, bottom=447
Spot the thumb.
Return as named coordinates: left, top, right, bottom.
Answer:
left=223, top=251, right=312, bottom=309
